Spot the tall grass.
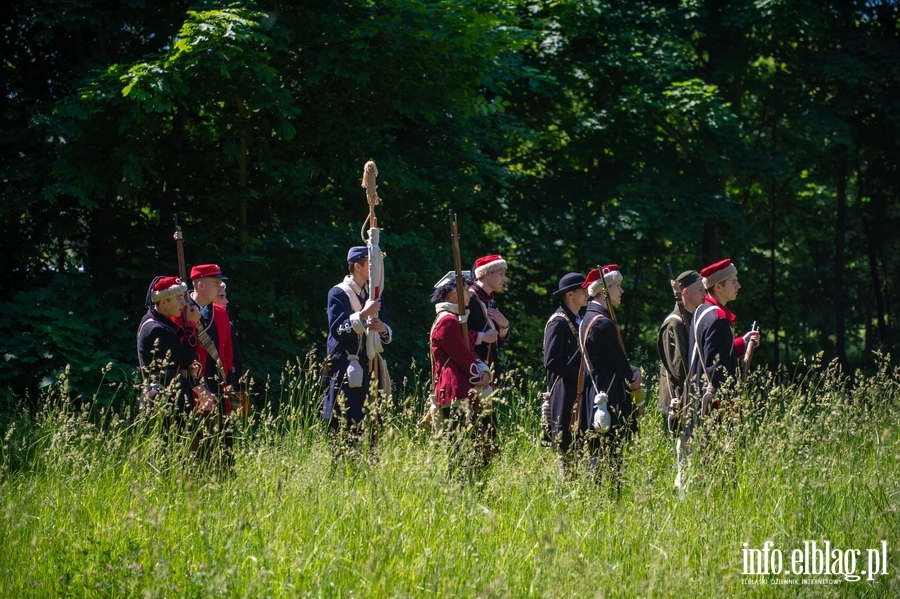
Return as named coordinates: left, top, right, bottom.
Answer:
left=1, top=356, right=898, bottom=597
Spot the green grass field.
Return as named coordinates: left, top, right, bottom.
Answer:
left=1, top=357, right=898, bottom=598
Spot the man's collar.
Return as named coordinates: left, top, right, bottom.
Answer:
left=190, top=294, right=210, bottom=309
left=704, top=294, right=736, bottom=326
left=342, top=275, right=365, bottom=297
left=559, top=302, right=579, bottom=322
left=472, top=283, right=493, bottom=302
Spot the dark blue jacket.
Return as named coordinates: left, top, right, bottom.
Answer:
left=323, top=278, right=392, bottom=424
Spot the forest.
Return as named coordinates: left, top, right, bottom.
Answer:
left=2, top=0, right=899, bottom=404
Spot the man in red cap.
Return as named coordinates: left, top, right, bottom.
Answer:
left=188, top=264, right=241, bottom=404
left=187, top=263, right=243, bottom=464
left=579, top=265, right=643, bottom=487
left=467, top=254, right=510, bottom=372
left=680, top=258, right=760, bottom=486
left=137, top=276, right=208, bottom=416
left=466, top=253, right=510, bottom=461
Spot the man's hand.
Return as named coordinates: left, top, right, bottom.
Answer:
left=185, top=303, right=201, bottom=323
left=743, top=329, right=761, bottom=348
left=630, top=368, right=643, bottom=390
left=481, top=329, right=499, bottom=344
left=193, top=386, right=217, bottom=413
left=472, top=371, right=492, bottom=389
left=360, top=297, right=382, bottom=320
left=486, top=307, right=508, bottom=329
left=366, top=316, right=387, bottom=333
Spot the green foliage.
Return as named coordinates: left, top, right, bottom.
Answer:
left=0, top=272, right=135, bottom=407
left=2, top=0, right=900, bottom=402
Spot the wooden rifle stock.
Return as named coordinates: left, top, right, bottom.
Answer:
left=667, top=263, right=690, bottom=338
left=449, top=210, right=469, bottom=341
left=666, top=263, right=690, bottom=433
left=173, top=215, right=190, bottom=320
left=598, top=266, right=627, bottom=357
left=742, top=321, right=759, bottom=382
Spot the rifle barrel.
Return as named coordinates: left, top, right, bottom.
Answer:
left=450, top=211, right=469, bottom=341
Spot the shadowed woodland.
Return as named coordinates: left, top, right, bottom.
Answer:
left=2, top=0, right=899, bottom=404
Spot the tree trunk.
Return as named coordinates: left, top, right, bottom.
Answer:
left=834, top=148, right=849, bottom=372
left=768, top=112, right=780, bottom=370
left=701, top=220, right=721, bottom=267
left=235, top=96, right=250, bottom=256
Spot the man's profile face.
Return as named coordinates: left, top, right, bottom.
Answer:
left=195, top=278, right=224, bottom=306
left=568, top=287, right=589, bottom=309
left=479, top=268, right=507, bottom=294
left=608, top=280, right=624, bottom=307
left=158, top=295, right=186, bottom=318
left=353, top=257, right=370, bottom=282
left=716, top=275, right=741, bottom=303
left=682, top=280, right=707, bottom=311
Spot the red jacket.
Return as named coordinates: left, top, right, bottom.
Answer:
left=430, top=310, right=483, bottom=406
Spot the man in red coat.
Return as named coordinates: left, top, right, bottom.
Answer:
left=188, top=263, right=241, bottom=464
left=429, top=272, right=492, bottom=477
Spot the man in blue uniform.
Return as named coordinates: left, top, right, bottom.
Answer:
left=680, top=258, right=760, bottom=489
left=324, top=246, right=392, bottom=451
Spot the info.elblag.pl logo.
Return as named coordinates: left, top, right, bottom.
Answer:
left=742, top=541, right=889, bottom=583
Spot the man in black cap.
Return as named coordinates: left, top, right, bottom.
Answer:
left=324, top=246, right=392, bottom=454
left=542, top=272, right=588, bottom=471
left=656, top=270, right=707, bottom=435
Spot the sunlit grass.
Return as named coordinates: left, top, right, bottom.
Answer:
left=1, top=356, right=898, bottom=597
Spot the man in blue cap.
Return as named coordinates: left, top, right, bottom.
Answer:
left=323, top=246, right=393, bottom=455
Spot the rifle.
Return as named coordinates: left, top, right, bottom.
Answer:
left=172, top=217, right=248, bottom=417
left=598, top=265, right=645, bottom=407
left=449, top=210, right=469, bottom=341
left=667, top=263, right=690, bottom=340
left=665, top=263, right=690, bottom=432
left=173, top=215, right=190, bottom=321
left=742, top=321, right=759, bottom=383
left=570, top=343, right=586, bottom=436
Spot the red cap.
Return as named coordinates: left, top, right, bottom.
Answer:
left=581, top=268, right=600, bottom=289
left=190, top=264, right=227, bottom=280
left=601, top=264, right=618, bottom=276
left=150, top=276, right=187, bottom=302
left=153, top=276, right=181, bottom=292
left=473, top=254, right=507, bottom=278
left=700, top=259, right=731, bottom=278
left=700, top=259, right=737, bottom=289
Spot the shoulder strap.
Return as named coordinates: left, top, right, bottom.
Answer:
left=545, top=310, right=579, bottom=340
left=136, top=316, right=156, bottom=373
left=690, top=304, right=718, bottom=387
left=336, top=281, right=364, bottom=313
left=578, top=314, right=610, bottom=395
left=545, top=310, right=582, bottom=394
left=473, top=291, right=496, bottom=333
